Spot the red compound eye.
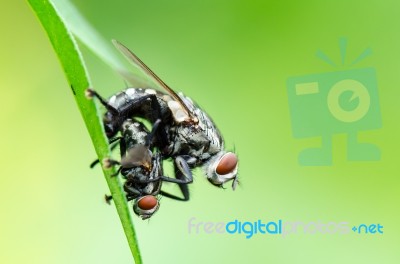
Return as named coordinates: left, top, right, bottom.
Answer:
left=216, top=152, right=238, bottom=175
left=137, top=196, right=158, bottom=210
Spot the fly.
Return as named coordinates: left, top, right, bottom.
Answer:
left=86, top=39, right=239, bottom=194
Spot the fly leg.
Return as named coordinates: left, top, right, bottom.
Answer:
left=89, top=137, right=122, bottom=168
left=100, top=158, right=122, bottom=177
left=159, top=156, right=193, bottom=201
left=145, top=119, right=162, bottom=147
left=85, top=88, right=119, bottom=114
left=105, top=194, right=113, bottom=205
left=124, top=184, right=143, bottom=201
left=102, top=137, right=127, bottom=177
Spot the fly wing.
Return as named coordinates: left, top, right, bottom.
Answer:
left=112, top=39, right=196, bottom=122
left=120, top=145, right=152, bottom=170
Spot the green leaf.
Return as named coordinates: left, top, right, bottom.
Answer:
left=52, top=0, right=151, bottom=88
left=27, top=0, right=143, bottom=263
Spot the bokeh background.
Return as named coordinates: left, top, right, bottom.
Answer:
left=1, top=0, right=400, bottom=263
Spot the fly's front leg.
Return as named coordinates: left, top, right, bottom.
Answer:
left=163, top=157, right=193, bottom=183
left=159, top=156, right=193, bottom=201
left=176, top=155, right=197, bottom=167
left=159, top=156, right=193, bottom=185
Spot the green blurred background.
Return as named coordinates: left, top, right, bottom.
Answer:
left=1, top=0, right=399, bottom=263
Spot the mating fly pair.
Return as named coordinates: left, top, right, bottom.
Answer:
left=87, top=40, right=239, bottom=219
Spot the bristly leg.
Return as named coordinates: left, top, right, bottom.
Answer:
left=85, top=88, right=119, bottom=114
left=90, top=138, right=121, bottom=168
left=105, top=194, right=113, bottom=205
left=102, top=158, right=122, bottom=177
left=158, top=157, right=193, bottom=201
left=146, top=119, right=162, bottom=147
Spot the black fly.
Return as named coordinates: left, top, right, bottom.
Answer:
left=86, top=40, right=239, bottom=192
left=99, top=118, right=192, bottom=219
left=87, top=40, right=239, bottom=218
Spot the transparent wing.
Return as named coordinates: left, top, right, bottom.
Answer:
left=112, top=39, right=196, bottom=121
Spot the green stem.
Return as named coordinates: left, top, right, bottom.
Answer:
left=27, top=0, right=142, bottom=263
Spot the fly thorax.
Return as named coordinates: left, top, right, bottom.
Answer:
left=172, top=125, right=208, bottom=156
left=195, top=112, right=223, bottom=155
left=168, top=93, right=223, bottom=157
